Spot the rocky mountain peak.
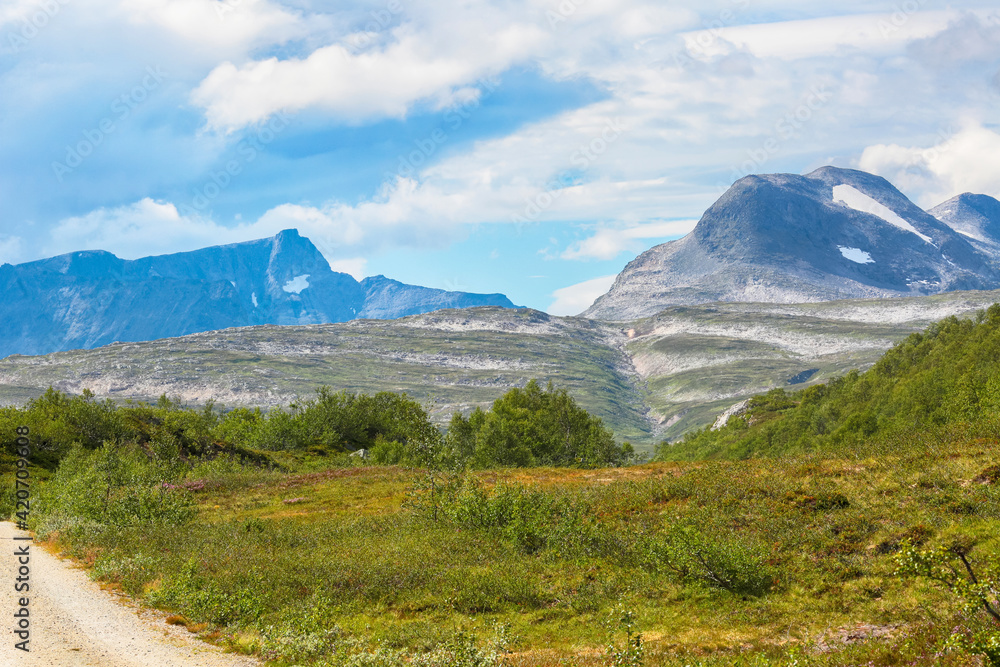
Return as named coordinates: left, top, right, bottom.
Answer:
left=584, top=167, right=1000, bottom=321
left=0, top=230, right=517, bottom=358
left=930, top=192, right=1000, bottom=254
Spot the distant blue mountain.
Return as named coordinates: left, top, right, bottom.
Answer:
left=0, top=229, right=517, bottom=357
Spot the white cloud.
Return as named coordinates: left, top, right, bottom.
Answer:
left=41, top=183, right=466, bottom=266
left=0, top=235, right=24, bottom=265
left=0, top=0, right=48, bottom=29
left=192, top=19, right=547, bottom=131
left=329, top=257, right=368, bottom=280
left=47, top=198, right=241, bottom=259
left=119, top=0, right=305, bottom=53
left=681, top=11, right=961, bottom=61
left=562, top=219, right=698, bottom=260
left=858, top=123, right=1000, bottom=207
left=548, top=274, right=617, bottom=316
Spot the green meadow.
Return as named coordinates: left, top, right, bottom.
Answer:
left=3, top=308, right=1000, bottom=665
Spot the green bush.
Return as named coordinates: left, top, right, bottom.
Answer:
left=148, top=558, right=268, bottom=626
left=446, top=380, right=629, bottom=468
left=647, top=523, right=774, bottom=597
left=32, top=443, right=194, bottom=537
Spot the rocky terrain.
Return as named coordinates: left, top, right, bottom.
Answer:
left=585, top=167, right=1000, bottom=320
left=0, top=229, right=516, bottom=358
left=4, top=290, right=1000, bottom=446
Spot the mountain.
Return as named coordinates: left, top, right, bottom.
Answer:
left=3, top=290, right=999, bottom=446
left=929, top=192, right=1000, bottom=256
left=358, top=276, right=513, bottom=319
left=0, top=230, right=517, bottom=358
left=585, top=167, right=1000, bottom=320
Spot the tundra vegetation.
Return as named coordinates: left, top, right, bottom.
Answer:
left=3, top=309, right=1000, bottom=665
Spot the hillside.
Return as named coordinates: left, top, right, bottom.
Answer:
left=4, top=291, right=1000, bottom=446
left=930, top=192, right=1000, bottom=256
left=0, top=307, right=654, bottom=443
left=667, top=300, right=1000, bottom=460
left=586, top=167, right=1000, bottom=320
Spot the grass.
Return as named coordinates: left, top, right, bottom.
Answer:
left=35, top=431, right=1000, bottom=665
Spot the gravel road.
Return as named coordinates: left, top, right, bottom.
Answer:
left=1, top=522, right=259, bottom=666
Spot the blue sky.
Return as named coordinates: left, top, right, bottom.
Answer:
left=2, top=1, right=999, bottom=314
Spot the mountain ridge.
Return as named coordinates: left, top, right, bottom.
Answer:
left=585, top=167, right=1000, bottom=320
left=0, top=229, right=517, bottom=358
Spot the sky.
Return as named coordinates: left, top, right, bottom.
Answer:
left=1, top=1, right=999, bottom=315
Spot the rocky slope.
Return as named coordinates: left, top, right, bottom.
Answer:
left=585, top=167, right=1000, bottom=321
left=3, top=291, right=999, bottom=446
left=0, top=230, right=516, bottom=358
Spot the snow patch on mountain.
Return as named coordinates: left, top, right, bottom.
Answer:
left=838, top=246, right=874, bottom=264
left=832, top=184, right=933, bottom=244
left=282, top=274, right=310, bottom=294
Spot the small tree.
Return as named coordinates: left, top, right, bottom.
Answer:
left=895, top=539, right=1000, bottom=665
left=447, top=380, right=628, bottom=468
left=605, top=604, right=644, bottom=666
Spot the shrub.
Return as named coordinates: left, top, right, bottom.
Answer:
left=446, top=380, right=629, bottom=468
left=895, top=539, right=1000, bottom=665
left=606, top=605, right=644, bottom=667
left=32, top=443, right=194, bottom=537
left=648, top=523, right=774, bottom=597
left=148, top=558, right=267, bottom=626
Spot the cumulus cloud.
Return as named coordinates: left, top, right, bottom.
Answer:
left=119, top=0, right=306, bottom=53
left=562, top=219, right=698, bottom=260
left=0, top=0, right=48, bottom=29
left=858, top=123, right=1000, bottom=207
left=192, top=16, right=547, bottom=131
left=41, top=179, right=471, bottom=266
left=548, top=275, right=617, bottom=316
left=46, top=198, right=246, bottom=259
left=907, top=13, right=1000, bottom=66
